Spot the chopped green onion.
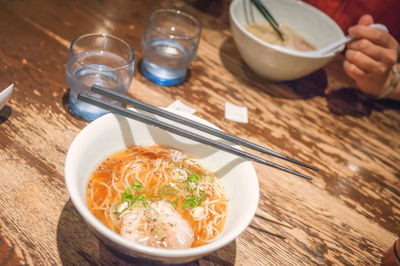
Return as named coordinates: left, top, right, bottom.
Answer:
left=114, top=201, right=129, bottom=216
left=161, top=185, right=178, bottom=197
left=188, top=173, right=200, bottom=184
left=168, top=200, right=177, bottom=208
left=137, top=194, right=146, bottom=201
left=183, top=199, right=195, bottom=209
left=183, top=192, right=205, bottom=210
left=121, top=189, right=133, bottom=201
left=118, top=188, right=149, bottom=209
left=132, top=178, right=143, bottom=189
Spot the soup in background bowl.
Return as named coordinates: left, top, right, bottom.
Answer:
left=245, top=23, right=316, bottom=52
left=65, top=108, right=259, bottom=264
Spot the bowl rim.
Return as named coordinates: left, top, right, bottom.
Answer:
left=65, top=109, right=260, bottom=259
left=229, top=0, right=345, bottom=59
left=146, top=9, right=202, bottom=41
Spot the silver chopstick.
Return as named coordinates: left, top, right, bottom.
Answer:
left=91, top=85, right=318, bottom=171
left=78, top=92, right=313, bottom=180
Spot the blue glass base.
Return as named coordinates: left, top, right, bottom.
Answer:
left=69, top=94, right=108, bottom=121
left=140, top=60, right=186, bottom=86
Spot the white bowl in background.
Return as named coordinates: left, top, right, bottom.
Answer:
left=229, top=0, right=345, bottom=81
left=64, top=109, right=259, bottom=264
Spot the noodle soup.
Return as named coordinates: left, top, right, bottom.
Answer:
left=86, top=145, right=227, bottom=249
left=245, top=23, right=316, bottom=52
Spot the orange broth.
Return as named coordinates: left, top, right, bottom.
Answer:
left=86, top=145, right=227, bottom=247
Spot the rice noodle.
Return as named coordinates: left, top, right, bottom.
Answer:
left=86, top=145, right=227, bottom=248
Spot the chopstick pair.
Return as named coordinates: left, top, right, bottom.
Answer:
left=250, top=0, right=285, bottom=41
left=78, top=85, right=318, bottom=180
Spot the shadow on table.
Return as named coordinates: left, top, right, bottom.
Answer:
left=0, top=106, right=12, bottom=124
left=57, top=200, right=236, bottom=265
left=219, top=37, right=400, bottom=117
left=137, top=58, right=193, bottom=88
left=62, top=89, right=93, bottom=122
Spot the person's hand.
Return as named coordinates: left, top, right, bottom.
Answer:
left=343, top=14, right=399, bottom=97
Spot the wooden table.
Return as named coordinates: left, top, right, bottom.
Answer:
left=0, top=0, right=399, bottom=265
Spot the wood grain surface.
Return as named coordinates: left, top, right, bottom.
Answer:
left=0, top=0, right=399, bottom=265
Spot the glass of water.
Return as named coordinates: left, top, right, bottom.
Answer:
left=66, top=33, right=135, bottom=121
left=141, top=9, right=201, bottom=86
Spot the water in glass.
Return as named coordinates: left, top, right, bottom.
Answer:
left=66, top=51, right=132, bottom=121
left=141, top=38, right=194, bottom=85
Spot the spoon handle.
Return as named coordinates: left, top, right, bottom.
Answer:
left=317, top=35, right=352, bottom=55
left=319, top=23, right=388, bottom=55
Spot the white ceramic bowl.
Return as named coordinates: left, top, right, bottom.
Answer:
left=65, top=109, right=259, bottom=264
left=0, top=84, right=13, bottom=110
left=229, top=0, right=345, bottom=81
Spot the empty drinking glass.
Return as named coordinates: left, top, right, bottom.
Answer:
left=141, top=9, right=201, bottom=86
left=66, top=33, right=135, bottom=121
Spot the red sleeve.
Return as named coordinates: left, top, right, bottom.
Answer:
left=303, top=0, right=400, bottom=42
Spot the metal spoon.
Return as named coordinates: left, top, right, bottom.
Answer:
left=304, top=24, right=388, bottom=56
left=0, top=84, right=14, bottom=110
